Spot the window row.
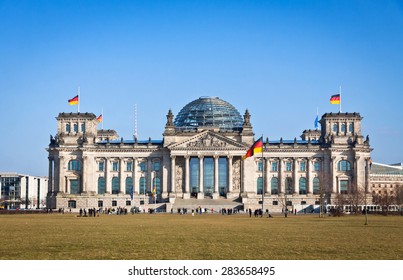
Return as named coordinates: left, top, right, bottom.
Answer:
left=97, top=160, right=160, bottom=172
left=65, top=123, right=86, bottom=133
left=97, top=176, right=161, bottom=195
left=257, top=161, right=322, bottom=172
left=256, top=177, right=321, bottom=195
left=332, top=123, right=354, bottom=134
left=66, top=160, right=161, bottom=172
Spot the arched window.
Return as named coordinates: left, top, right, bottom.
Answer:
left=73, top=123, right=78, bottom=133
left=139, top=177, right=146, bottom=194
left=153, top=177, right=161, bottom=194
left=153, top=161, right=160, bottom=171
left=341, top=123, right=346, bottom=133
left=333, top=123, right=338, bottom=133
left=66, top=123, right=71, bottom=133
left=112, top=177, right=119, bottom=194
left=313, top=177, right=320, bottom=194
left=349, top=123, right=354, bottom=133
left=125, top=177, right=133, bottom=194
left=338, top=160, right=351, bottom=171
left=98, top=177, right=106, bottom=194
left=68, top=160, right=81, bottom=171
left=271, top=177, right=279, bottom=194
left=285, top=177, right=293, bottom=194
left=299, top=177, right=307, bottom=194
left=257, top=177, right=263, bottom=195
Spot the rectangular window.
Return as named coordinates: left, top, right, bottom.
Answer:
left=153, top=161, right=160, bottom=171
left=286, top=162, right=292, bottom=172
left=340, top=180, right=348, bottom=194
left=272, top=201, right=278, bottom=206
left=314, top=162, right=320, bottom=172
left=81, top=123, right=86, bottom=133
left=126, top=200, right=131, bottom=206
left=112, top=200, right=117, bottom=207
left=299, top=162, right=306, bottom=172
left=301, top=201, right=307, bottom=205
left=112, top=162, right=118, bottom=171
left=127, top=162, right=133, bottom=172
left=98, top=200, right=103, bottom=208
left=98, top=162, right=104, bottom=172
left=66, top=124, right=71, bottom=133
left=257, top=161, right=263, bottom=171
left=70, top=179, right=79, bottom=194
left=271, top=162, right=278, bottom=172
left=74, top=123, right=78, bottom=133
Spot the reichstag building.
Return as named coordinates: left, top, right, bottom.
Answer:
left=46, top=96, right=372, bottom=212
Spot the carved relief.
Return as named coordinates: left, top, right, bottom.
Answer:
left=175, top=157, right=185, bottom=192
left=187, top=134, right=227, bottom=148
left=232, top=158, right=241, bottom=190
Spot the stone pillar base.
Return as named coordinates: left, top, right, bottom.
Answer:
left=183, top=193, right=191, bottom=199
left=212, top=192, right=219, bottom=199
left=197, top=192, right=205, bottom=199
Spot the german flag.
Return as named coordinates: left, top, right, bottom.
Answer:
left=330, top=94, right=340, bottom=105
left=96, top=114, right=103, bottom=122
left=68, top=95, right=79, bottom=105
left=242, top=137, right=263, bottom=160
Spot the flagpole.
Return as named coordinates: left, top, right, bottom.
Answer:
left=77, top=86, right=80, bottom=113
left=101, top=107, right=104, bottom=130
left=339, top=86, right=342, bottom=113
left=261, top=134, right=264, bottom=215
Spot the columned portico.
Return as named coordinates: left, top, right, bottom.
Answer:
left=198, top=155, right=204, bottom=199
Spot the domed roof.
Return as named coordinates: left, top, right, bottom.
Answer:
left=174, top=97, right=243, bottom=131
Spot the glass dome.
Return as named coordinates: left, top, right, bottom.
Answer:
left=174, top=97, right=243, bottom=131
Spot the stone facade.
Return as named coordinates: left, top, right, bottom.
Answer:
left=47, top=98, right=373, bottom=213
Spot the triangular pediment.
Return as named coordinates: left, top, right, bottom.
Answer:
left=168, top=131, right=247, bottom=151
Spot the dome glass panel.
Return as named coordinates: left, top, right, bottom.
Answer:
left=174, top=97, right=243, bottom=131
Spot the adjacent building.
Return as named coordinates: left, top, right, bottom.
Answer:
left=0, top=173, right=48, bottom=210
left=46, top=96, right=373, bottom=212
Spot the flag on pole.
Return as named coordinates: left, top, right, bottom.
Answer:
left=314, top=115, right=319, bottom=129
left=96, top=114, right=103, bottom=122
left=242, top=137, right=263, bottom=160
left=68, top=95, right=79, bottom=105
left=330, top=94, right=340, bottom=105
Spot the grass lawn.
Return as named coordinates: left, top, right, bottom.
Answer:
left=0, top=213, right=402, bottom=260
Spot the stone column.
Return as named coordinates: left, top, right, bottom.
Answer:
left=213, top=155, right=219, bottom=198
left=365, top=158, right=371, bottom=194
left=48, top=157, right=53, bottom=195
left=170, top=156, right=176, bottom=194
left=185, top=156, right=190, bottom=195
left=119, top=158, right=125, bottom=193
left=264, top=158, right=270, bottom=195
left=331, top=156, right=337, bottom=194
left=228, top=156, right=233, bottom=193
left=198, top=155, right=204, bottom=198
left=132, top=158, right=138, bottom=194
left=81, top=156, right=87, bottom=194
left=147, top=158, right=152, bottom=193
left=293, top=158, right=299, bottom=195
left=279, top=158, right=285, bottom=194
left=59, top=156, right=65, bottom=194
left=307, top=158, right=313, bottom=194
left=105, top=158, right=111, bottom=194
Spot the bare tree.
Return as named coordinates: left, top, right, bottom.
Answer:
left=373, top=191, right=396, bottom=216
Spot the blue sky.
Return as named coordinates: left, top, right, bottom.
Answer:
left=1, top=0, right=402, bottom=176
